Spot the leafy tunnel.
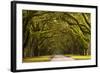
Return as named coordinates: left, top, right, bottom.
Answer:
left=22, top=10, right=91, bottom=58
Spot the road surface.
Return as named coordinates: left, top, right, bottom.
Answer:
left=51, top=55, right=75, bottom=61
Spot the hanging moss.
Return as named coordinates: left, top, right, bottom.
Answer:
left=23, top=10, right=91, bottom=58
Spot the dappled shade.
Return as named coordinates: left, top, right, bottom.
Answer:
left=22, top=10, right=91, bottom=61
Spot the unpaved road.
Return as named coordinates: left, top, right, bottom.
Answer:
left=51, top=55, right=75, bottom=61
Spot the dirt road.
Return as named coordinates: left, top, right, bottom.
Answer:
left=51, top=55, right=75, bottom=61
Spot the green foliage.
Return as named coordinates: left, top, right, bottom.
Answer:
left=23, top=10, right=91, bottom=58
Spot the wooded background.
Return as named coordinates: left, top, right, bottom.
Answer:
left=22, top=10, right=91, bottom=58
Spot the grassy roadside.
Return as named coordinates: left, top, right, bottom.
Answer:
left=23, top=56, right=52, bottom=63
left=71, top=55, right=91, bottom=60
left=64, top=54, right=91, bottom=60
left=23, top=55, right=91, bottom=63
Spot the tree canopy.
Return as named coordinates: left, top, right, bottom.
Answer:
left=22, top=10, right=91, bottom=58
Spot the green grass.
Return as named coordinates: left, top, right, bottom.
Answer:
left=23, top=55, right=91, bottom=63
left=23, top=56, right=52, bottom=63
left=64, top=54, right=91, bottom=60
left=71, top=55, right=91, bottom=60
left=64, top=54, right=72, bottom=56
